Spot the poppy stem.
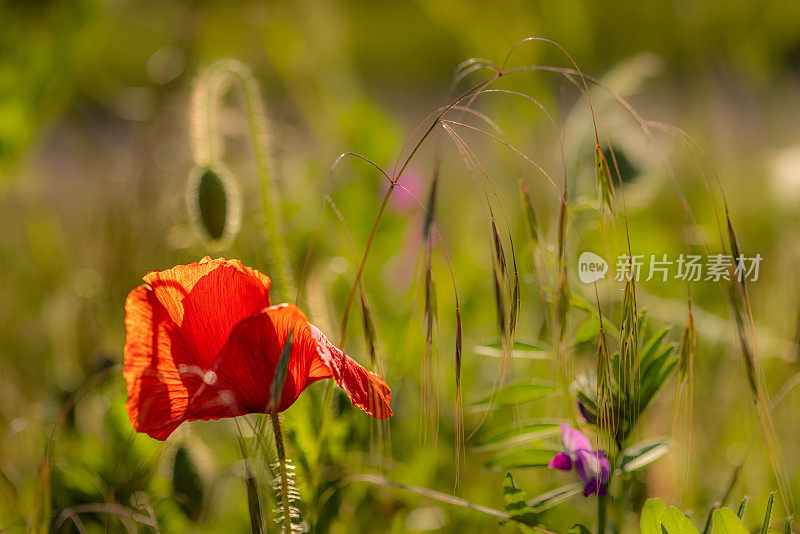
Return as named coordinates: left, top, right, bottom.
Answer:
left=270, top=413, right=293, bottom=533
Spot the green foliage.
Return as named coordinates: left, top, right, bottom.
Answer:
left=641, top=499, right=784, bottom=534
left=617, top=438, right=671, bottom=474
left=502, top=473, right=539, bottom=532
left=573, top=318, right=677, bottom=445
left=660, top=506, right=700, bottom=534
left=172, top=446, right=205, bottom=522
left=474, top=420, right=561, bottom=451
left=713, top=507, right=749, bottom=534
left=761, top=492, right=776, bottom=534
left=472, top=382, right=556, bottom=408
left=486, top=449, right=559, bottom=470
left=527, top=483, right=585, bottom=513
left=640, top=498, right=667, bottom=534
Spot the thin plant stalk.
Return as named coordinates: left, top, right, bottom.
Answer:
left=193, top=60, right=294, bottom=298
left=271, top=413, right=292, bottom=533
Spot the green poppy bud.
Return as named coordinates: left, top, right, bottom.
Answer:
left=187, top=165, right=240, bottom=243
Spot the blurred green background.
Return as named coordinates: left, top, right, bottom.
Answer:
left=3, top=0, right=800, bottom=532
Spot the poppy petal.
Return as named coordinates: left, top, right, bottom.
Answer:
left=123, top=285, right=191, bottom=440
left=265, top=304, right=393, bottom=419
left=143, top=257, right=272, bottom=364
left=194, top=309, right=292, bottom=414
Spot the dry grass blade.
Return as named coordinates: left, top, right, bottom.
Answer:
left=235, top=426, right=265, bottom=534
left=422, top=259, right=439, bottom=444
left=519, top=177, right=540, bottom=249
left=677, top=310, right=695, bottom=384
left=673, top=308, right=696, bottom=481
left=422, top=165, right=439, bottom=243
left=492, top=261, right=507, bottom=339
left=510, top=268, right=520, bottom=336
left=246, top=470, right=264, bottom=534
left=454, top=304, right=465, bottom=486
left=596, top=326, right=616, bottom=450
left=619, top=279, right=639, bottom=407
left=555, top=266, right=570, bottom=344
left=725, top=216, right=795, bottom=518
left=491, top=217, right=507, bottom=277
left=359, top=291, right=377, bottom=367
left=455, top=307, right=463, bottom=396
left=594, top=143, right=616, bottom=217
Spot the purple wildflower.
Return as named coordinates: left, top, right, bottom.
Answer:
left=548, top=424, right=610, bottom=497
left=575, top=449, right=610, bottom=496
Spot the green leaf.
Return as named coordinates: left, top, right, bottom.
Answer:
left=574, top=318, right=601, bottom=345
left=245, top=469, right=263, bottom=534
left=487, top=449, right=559, bottom=470
left=472, top=382, right=556, bottom=408
left=641, top=498, right=667, bottom=534
left=618, top=438, right=671, bottom=474
left=712, top=507, right=749, bottom=534
left=527, top=482, right=584, bottom=512
left=474, top=339, right=551, bottom=359
left=503, top=473, right=539, bottom=530
left=640, top=326, right=672, bottom=369
left=269, top=328, right=294, bottom=411
left=760, top=491, right=776, bottom=534
left=660, top=506, right=699, bottom=534
left=173, top=446, right=205, bottom=521
left=475, top=420, right=561, bottom=451
left=736, top=497, right=749, bottom=519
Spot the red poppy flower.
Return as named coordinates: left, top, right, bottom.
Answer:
left=123, top=257, right=392, bottom=440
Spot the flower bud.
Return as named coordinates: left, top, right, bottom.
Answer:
left=187, top=165, right=240, bottom=243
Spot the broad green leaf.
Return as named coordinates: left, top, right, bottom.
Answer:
left=641, top=498, right=667, bottom=534
left=712, top=507, right=749, bottom=534
left=487, top=449, right=558, bottom=470
left=472, top=382, right=556, bottom=408
left=760, top=491, right=776, bottom=534
left=618, top=438, right=671, bottom=474
left=475, top=421, right=561, bottom=451
left=527, top=482, right=584, bottom=512
left=503, top=473, right=539, bottom=531
left=661, top=506, right=699, bottom=534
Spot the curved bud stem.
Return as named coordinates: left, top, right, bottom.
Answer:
left=192, top=59, right=294, bottom=300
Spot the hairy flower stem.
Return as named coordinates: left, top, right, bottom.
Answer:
left=270, top=413, right=292, bottom=532
left=195, top=60, right=294, bottom=299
